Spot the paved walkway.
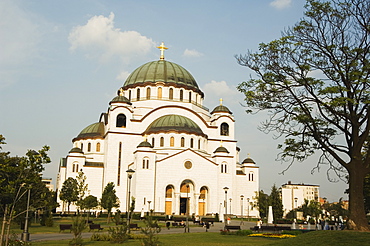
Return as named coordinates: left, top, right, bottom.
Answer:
left=26, top=220, right=257, bottom=242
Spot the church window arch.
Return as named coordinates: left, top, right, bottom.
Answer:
left=249, top=172, right=254, bottom=181
left=76, top=164, right=79, bottom=172
left=72, top=163, right=75, bottom=172
left=87, top=143, right=91, bottom=152
left=190, top=138, right=194, bottom=148
left=221, top=123, right=229, bottom=136
left=170, top=136, right=175, bottom=147
left=189, top=91, right=192, bottom=102
left=181, top=137, right=185, bottom=147
left=166, top=185, right=174, bottom=198
left=80, top=143, right=83, bottom=151
left=96, top=142, right=101, bottom=152
left=116, top=114, right=127, bottom=127
left=180, top=89, right=184, bottom=101
left=169, top=88, right=174, bottom=100
left=137, top=88, right=140, bottom=101
left=221, top=162, right=228, bottom=173
left=198, top=139, right=201, bottom=149
left=146, top=87, right=151, bottom=99
left=158, top=87, right=162, bottom=99
left=128, top=90, right=131, bottom=100
left=199, top=186, right=208, bottom=215
left=151, top=138, right=155, bottom=147
left=142, top=157, right=149, bottom=169
left=160, top=137, right=164, bottom=147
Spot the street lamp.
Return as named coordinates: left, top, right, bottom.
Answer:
left=223, top=187, right=229, bottom=229
left=294, top=197, right=298, bottom=219
left=126, top=168, right=135, bottom=233
left=247, top=198, right=250, bottom=221
left=240, top=195, right=244, bottom=225
left=21, top=188, right=31, bottom=241
left=147, top=200, right=151, bottom=214
left=185, top=184, right=190, bottom=233
left=229, top=198, right=232, bottom=216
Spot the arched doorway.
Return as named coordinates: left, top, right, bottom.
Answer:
left=165, top=185, right=174, bottom=215
left=198, top=186, right=208, bottom=216
left=180, top=180, right=193, bottom=215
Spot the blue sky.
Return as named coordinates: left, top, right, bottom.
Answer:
left=0, top=0, right=348, bottom=202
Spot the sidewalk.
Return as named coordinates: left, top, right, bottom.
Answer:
left=27, top=220, right=257, bottom=242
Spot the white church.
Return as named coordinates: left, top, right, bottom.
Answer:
left=56, top=43, right=259, bottom=218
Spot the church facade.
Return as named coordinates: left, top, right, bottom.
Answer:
left=56, top=44, right=259, bottom=218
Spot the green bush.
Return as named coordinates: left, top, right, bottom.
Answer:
left=235, top=230, right=253, bottom=236
left=90, top=233, right=111, bottom=241
left=108, top=225, right=129, bottom=243
left=281, top=230, right=303, bottom=235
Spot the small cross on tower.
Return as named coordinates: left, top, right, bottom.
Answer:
left=157, top=42, right=168, bottom=60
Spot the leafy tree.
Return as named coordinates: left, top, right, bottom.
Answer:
left=101, top=182, right=119, bottom=223
left=253, top=190, right=268, bottom=219
left=59, top=177, right=78, bottom=214
left=236, top=0, right=370, bottom=230
left=322, top=198, right=349, bottom=218
left=0, top=135, right=52, bottom=245
left=81, top=195, right=98, bottom=221
left=268, top=184, right=284, bottom=220
left=299, top=199, right=322, bottom=218
left=75, top=171, right=88, bottom=211
left=140, top=215, right=161, bottom=246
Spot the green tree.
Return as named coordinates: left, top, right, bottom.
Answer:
left=81, top=195, right=98, bottom=221
left=0, top=135, right=52, bottom=245
left=236, top=0, right=370, bottom=230
left=75, top=171, right=88, bottom=211
left=254, top=190, right=269, bottom=219
left=101, top=182, right=119, bottom=223
left=268, top=184, right=284, bottom=221
left=59, top=177, right=78, bottom=214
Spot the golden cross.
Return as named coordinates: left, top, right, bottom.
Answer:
left=220, top=98, right=223, bottom=105
left=119, top=88, right=124, bottom=96
left=157, top=42, right=168, bottom=60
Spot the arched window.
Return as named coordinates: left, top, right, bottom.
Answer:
left=169, top=88, right=174, bottom=100
left=87, top=143, right=91, bottom=152
left=96, top=142, right=101, bottom=152
left=143, top=158, right=149, bottom=169
left=221, top=162, right=228, bottom=173
left=128, top=90, right=131, bottom=100
left=220, top=123, right=229, bottom=136
left=190, top=138, right=194, bottom=148
left=189, top=91, right=192, bottom=102
left=158, top=87, right=162, bottom=99
left=116, top=114, right=127, bottom=127
left=180, top=90, right=183, bottom=101
left=80, top=143, right=83, bottom=151
left=166, top=185, right=173, bottom=198
left=249, top=172, right=254, bottom=181
left=160, top=137, right=164, bottom=147
left=181, top=137, right=185, bottom=147
left=151, top=138, right=155, bottom=147
left=146, top=87, right=151, bottom=99
left=170, top=136, right=174, bottom=147
left=76, top=164, right=79, bottom=172
left=137, top=88, right=140, bottom=101
left=72, top=163, right=75, bottom=172
left=198, top=139, right=201, bottom=149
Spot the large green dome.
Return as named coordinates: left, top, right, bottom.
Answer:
left=122, top=60, right=200, bottom=91
left=144, top=114, right=205, bottom=136
left=74, top=122, right=105, bottom=141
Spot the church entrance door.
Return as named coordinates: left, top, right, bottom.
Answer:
left=180, top=198, right=188, bottom=215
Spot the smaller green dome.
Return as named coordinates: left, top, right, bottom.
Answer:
left=110, top=95, right=131, bottom=105
left=74, top=122, right=105, bottom=140
left=145, top=114, right=204, bottom=136
left=69, top=147, right=83, bottom=153
left=214, top=146, right=229, bottom=153
left=137, top=141, right=152, bottom=148
left=242, top=157, right=255, bottom=164
left=211, top=105, right=232, bottom=114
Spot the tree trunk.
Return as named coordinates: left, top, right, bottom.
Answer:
left=347, top=165, right=370, bottom=231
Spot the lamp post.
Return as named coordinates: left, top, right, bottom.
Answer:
left=126, top=168, right=135, bottom=233
left=247, top=198, right=250, bottom=221
left=223, top=187, right=229, bottom=229
left=229, top=198, right=232, bottom=216
left=147, top=201, right=151, bottom=214
left=21, top=188, right=31, bottom=241
left=294, top=197, right=298, bottom=219
left=240, top=195, right=244, bottom=225
left=185, top=184, right=190, bottom=233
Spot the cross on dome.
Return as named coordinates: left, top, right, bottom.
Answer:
left=220, top=98, right=223, bottom=105
left=157, top=42, right=168, bottom=60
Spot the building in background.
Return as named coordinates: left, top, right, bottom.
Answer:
left=42, top=177, right=54, bottom=191
left=56, top=43, right=260, bottom=218
left=281, top=181, right=320, bottom=217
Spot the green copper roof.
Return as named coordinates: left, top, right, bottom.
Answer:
left=110, top=95, right=131, bottom=104
left=145, top=114, right=204, bottom=136
left=75, top=122, right=105, bottom=140
left=69, top=147, right=83, bottom=153
left=213, top=146, right=229, bottom=153
left=123, top=60, right=199, bottom=90
left=242, top=157, right=255, bottom=164
left=137, top=141, right=153, bottom=148
left=211, top=105, right=232, bottom=114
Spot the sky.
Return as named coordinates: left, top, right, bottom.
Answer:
left=0, top=0, right=348, bottom=202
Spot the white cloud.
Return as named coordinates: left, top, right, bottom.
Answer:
left=202, top=80, right=240, bottom=106
left=270, top=0, right=292, bottom=10
left=183, top=49, right=204, bottom=58
left=68, top=12, right=155, bottom=62
left=116, top=70, right=130, bottom=81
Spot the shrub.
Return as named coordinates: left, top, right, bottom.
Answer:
left=90, top=233, right=111, bottom=241
left=235, top=230, right=253, bottom=236
left=108, top=225, right=129, bottom=243
left=141, top=216, right=161, bottom=246
left=281, top=230, right=303, bottom=235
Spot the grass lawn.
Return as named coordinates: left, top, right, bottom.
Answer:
left=30, top=230, right=370, bottom=246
